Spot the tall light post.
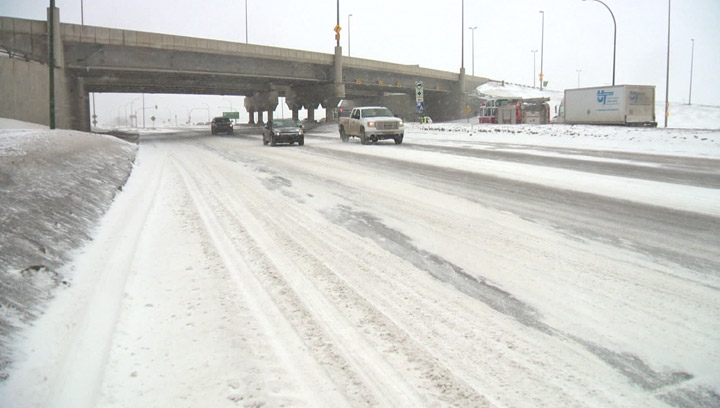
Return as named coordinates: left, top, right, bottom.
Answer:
left=582, top=0, right=616, bottom=86
left=576, top=69, right=582, bottom=87
left=129, top=97, right=140, bottom=127
left=202, top=102, right=210, bottom=122
left=245, top=0, right=248, bottom=43
left=688, top=38, right=694, bottom=105
left=539, top=10, right=544, bottom=90
left=468, top=26, right=477, bottom=76
left=461, top=0, right=465, bottom=73
left=336, top=0, right=340, bottom=48
left=531, top=50, right=538, bottom=88
left=664, top=0, right=671, bottom=127
left=80, top=0, right=84, bottom=25
left=347, top=14, right=352, bottom=57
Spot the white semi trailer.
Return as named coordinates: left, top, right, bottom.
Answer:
left=554, top=85, right=657, bottom=127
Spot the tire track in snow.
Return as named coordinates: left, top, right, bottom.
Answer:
left=176, top=151, right=435, bottom=407
left=171, top=158, right=351, bottom=407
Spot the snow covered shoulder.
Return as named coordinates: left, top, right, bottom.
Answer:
left=0, top=128, right=137, bottom=380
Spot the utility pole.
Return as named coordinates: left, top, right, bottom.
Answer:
left=688, top=38, right=694, bottom=105
left=469, top=26, right=477, bottom=76
left=48, top=0, right=56, bottom=129
left=539, top=11, right=545, bottom=90
left=664, top=0, right=671, bottom=127
left=576, top=69, right=582, bottom=87
left=461, top=0, right=465, bottom=72
left=531, top=50, right=537, bottom=88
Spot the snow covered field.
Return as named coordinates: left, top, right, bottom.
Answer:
left=0, top=110, right=719, bottom=407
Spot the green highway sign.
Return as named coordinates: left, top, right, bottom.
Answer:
left=223, top=111, right=239, bottom=119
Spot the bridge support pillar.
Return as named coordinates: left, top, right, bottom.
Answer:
left=267, top=110, right=273, bottom=123
left=307, top=108, right=315, bottom=122
left=247, top=108, right=255, bottom=125
left=257, top=111, right=264, bottom=126
left=292, top=108, right=299, bottom=121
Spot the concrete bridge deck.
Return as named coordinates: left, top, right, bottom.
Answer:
left=1, top=11, right=489, bottom=130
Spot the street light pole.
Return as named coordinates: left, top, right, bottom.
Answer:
left=348, top=14, right=352, bottom=57
left=576, top=69, right=582, bottom=87
left=80, top=0, right=84, bottom=25
left=582, top=0, right=616, bottom=86
left=245, top=0, right=248, bottom=44
left=531, top=50, right=537, bottom=88
left=539, top=10, right=544, bottom=90
left=469, top=26, right=477, bottom=77
left=688, top=38, right=694, bottom=105
left=664, top=0, right=671, bottom=127
left=461, top=0, right=465, bottom=72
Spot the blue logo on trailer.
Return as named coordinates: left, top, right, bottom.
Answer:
left=597, top=90, right=614, bottom=104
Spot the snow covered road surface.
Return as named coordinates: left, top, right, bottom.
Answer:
left=1, top=124, right=719, bottom=407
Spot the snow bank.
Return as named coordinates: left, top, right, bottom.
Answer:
left=0, top=129, right=137, bottom=380
left=407, top=122, right=720, bottom=159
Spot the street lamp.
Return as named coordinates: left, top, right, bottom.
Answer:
left=576, top=69, right=582, bottom=87
left=582, top=0, right=616, bottom=86
left=245, top=0, right=249, bottom=44
left=469, top=26, right=477, bottom=77
left=461, top=0, right=465, bottom=72
left=688, top=38, right=694, bottom=105
left=539, top=10, right=544, bottom=90
left=664, top=0, right=671, bottom=127
left=348, top=14, right=352, bottom=57
left=202, top=102, right=210, bottom=122
left=531, top=50, right=538, bottom=88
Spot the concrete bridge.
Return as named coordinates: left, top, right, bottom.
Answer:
left=0, top=7, right=489, bottom=131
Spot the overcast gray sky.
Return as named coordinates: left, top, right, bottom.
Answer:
left=2, top=0, right=719, bottom=125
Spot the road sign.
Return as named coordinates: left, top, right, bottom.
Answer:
left=415, top=81, right=424, bottom=103
left=416, top=101, right=425, bottom=114
left=334, top=25, right=341, bottom=33
left=223, top=111, right=239, bottom=119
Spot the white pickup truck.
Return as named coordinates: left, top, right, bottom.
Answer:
left=338, top=106, right=404, bottom=145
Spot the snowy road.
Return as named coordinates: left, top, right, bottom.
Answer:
left=3, top=124, right=719, bottom=407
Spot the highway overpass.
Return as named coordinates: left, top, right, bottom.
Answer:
left=0, top=7, right=489, bottom=130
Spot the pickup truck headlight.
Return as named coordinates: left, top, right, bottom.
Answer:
left=398, top=120, right=404, bottom=126
left=367, top=121, right=376, bottom=128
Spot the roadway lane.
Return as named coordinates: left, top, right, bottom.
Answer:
left=7, top=126, right=716, bottom=408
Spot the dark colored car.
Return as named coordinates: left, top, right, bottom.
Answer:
left=211, top=117, right=233, bottom=135
left=263, top=119, right=304, bottom=146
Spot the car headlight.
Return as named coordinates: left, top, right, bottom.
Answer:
left=368, top=121, right=376, bottom=127
left=276, top=131, right=281, bottom=136
left=398, top=120, right=404, bottom=126
left=229, top=123, right=233, bottom=127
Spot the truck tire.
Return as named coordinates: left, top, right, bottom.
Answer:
left=270, top=136, right=277, bottom=146
left=360, top=129, right=369, bottom=145
left=340, top=127, right=349, bottom=143
left=394, top=136, right=403, bottom=145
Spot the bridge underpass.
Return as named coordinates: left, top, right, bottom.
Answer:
left=0, top=7, right=490, bottom=130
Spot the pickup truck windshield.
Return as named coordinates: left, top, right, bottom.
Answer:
left=361, top=108, right=394, bottom=118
